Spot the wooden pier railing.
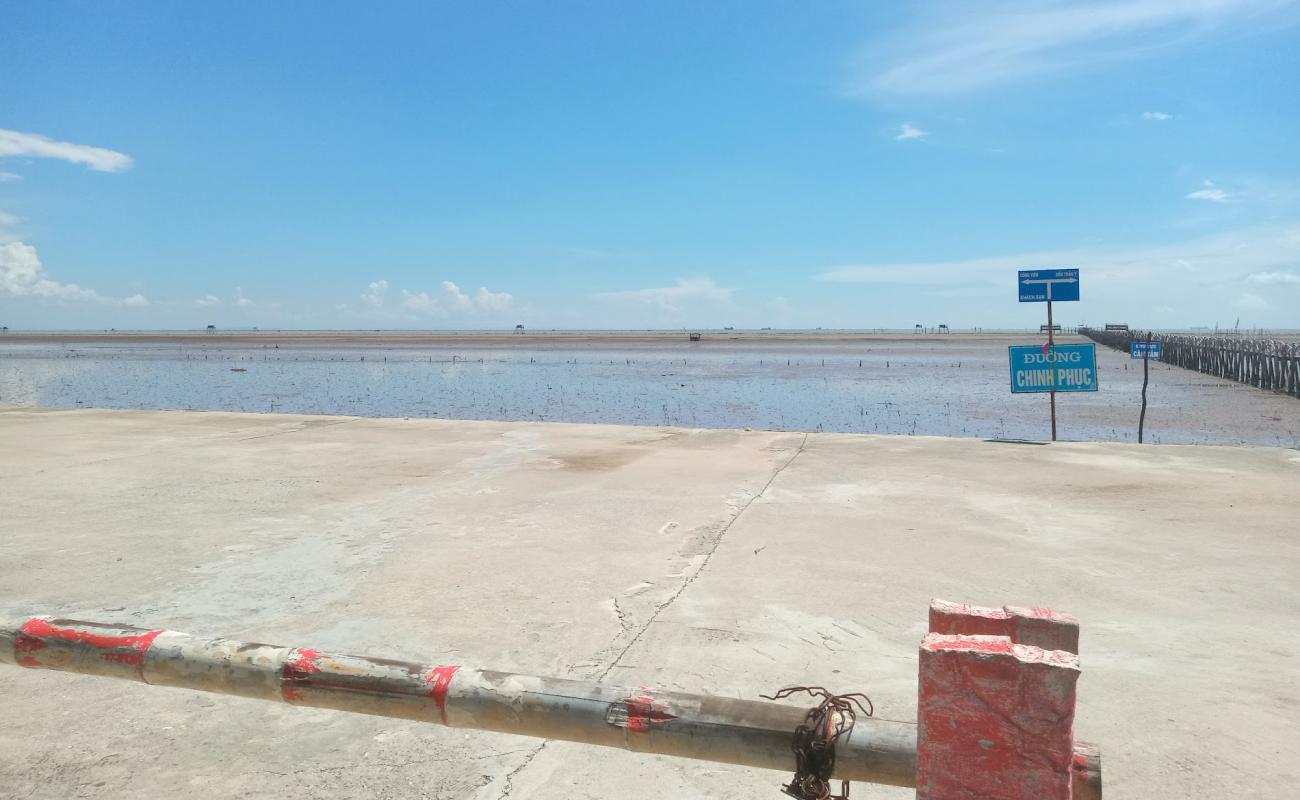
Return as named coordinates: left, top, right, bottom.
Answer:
left=1080, top=328, right=1300, bottom=398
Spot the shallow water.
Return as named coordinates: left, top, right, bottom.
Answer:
left=1, top=338, right=1296, bottom=447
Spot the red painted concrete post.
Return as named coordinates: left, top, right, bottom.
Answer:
left=928, top=599, right=1080, bottom=655
left=927, top=599, right=1010, bottom=639
left=1004, top=606, right=1080, bottom=655
left=918, top=600, right=1084, bottom=800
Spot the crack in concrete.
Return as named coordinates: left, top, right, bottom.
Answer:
left=489, top=432, right=809, bottom=799
left=596, top=431, right=809, bottom=681
left=495, top=740, right=548, bottom=800
left=239, top=417, right=360, bottom=441
left=612, top=597, right=632, bottom=635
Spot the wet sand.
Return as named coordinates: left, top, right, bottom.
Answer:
left=1, top=332, right=1295, bottom=446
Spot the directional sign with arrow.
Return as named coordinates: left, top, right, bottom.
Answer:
left=1018, top=268, right=1080, bottom=302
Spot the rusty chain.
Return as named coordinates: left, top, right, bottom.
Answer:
left=760, top=686, right=874, bottom=800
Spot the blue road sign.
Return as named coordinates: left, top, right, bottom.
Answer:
left=1131, top=341, right=1163, bottom=360
left=1018, top=269, right=1080, bottom=302
left=1009, top=344, right=1098, bottom=393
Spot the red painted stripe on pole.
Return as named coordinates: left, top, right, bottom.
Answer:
left=13, top=619, right=48, bottom=668
left=423, top=665, right=459, bottom=724
left=623, top=692, right=677, bottom=733
left=281, top=648, right=322, bottom=703
left=15, top=618, right=162, bottom=674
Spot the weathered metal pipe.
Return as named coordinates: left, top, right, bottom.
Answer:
left=0, top=617, right=918, bottom=787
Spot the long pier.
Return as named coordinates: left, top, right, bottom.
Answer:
left=1081, top=328, right=1300, bottom=397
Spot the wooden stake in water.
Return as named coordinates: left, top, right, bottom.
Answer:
left=1138, top=332, right=1151, bottom=444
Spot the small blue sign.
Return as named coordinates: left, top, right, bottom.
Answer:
left=1009, top=344, right=1098, bottom=393
left=1018, top=269, right=1080, bottom=302
left=1131, top=341, right=1163, bottom=360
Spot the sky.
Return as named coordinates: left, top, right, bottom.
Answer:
left=2, top=1, right=1300, bottom=330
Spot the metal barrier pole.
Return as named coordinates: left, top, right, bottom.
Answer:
left=0, top=616, right=917, bottom=788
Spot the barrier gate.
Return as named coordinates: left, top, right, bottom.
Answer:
left=0, top=599, right=1101, bottom=799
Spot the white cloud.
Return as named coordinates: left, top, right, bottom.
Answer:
left=0, top=171, right=19, bottom=182
left=400, top=289, right=434, bottom=311
left=438, top=282, right=513, bottom=314
left=361, top=279, right=388, bottom=308
left=895, top=123, right=928, bottom=141
left=440, top=281, right=474, bottom=310
left=1142, top=111, right=1173, bottom=121
left=0, top=240, right=150, bottom=307
left=857, top=1, right=1300, bottom=96
left=1235, top=291, right=1268, bottom=309
left=816, top=225, right=1300, bottom=292
left=474, top=286, right=514, bottom=312
left=234, top=288, right=255, bottom=308
left=194, top=294, right=221, bottom=307
left=0, top=210, right=20, bottom=227
left=1186, top=179, right=1231, bottom=202
left=373, top=281, right=514, bottom=315
left=0, top=241, right=102, bottom=301
left=595, top=277, right=735, bottom=313
left=1247, top=270, right=1300, bottom=285
left=0, top=129, right=134, bottom=173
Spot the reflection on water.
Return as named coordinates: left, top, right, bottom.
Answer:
left=0, top=340, right=1295, bottom=447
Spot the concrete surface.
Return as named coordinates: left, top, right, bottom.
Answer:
left=0, top=406, right=1297, bottom=799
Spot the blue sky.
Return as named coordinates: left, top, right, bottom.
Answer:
left=2, top=1, right=1299, bottom=330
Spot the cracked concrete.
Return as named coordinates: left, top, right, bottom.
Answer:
left=1, top=408, right=1298, bottom=798
left=595, top=433, right=808, bottom=684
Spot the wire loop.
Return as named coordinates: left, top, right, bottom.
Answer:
left=760, top=686, right=874, bottom=800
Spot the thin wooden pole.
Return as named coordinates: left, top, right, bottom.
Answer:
left=1047, top=297, right=1057, bottom=441
left=1138, top=333, right=1151, bottom=444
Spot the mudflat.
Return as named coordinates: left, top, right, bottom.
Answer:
left=2, top=332, right=1296, bottom=446
left=1, top=330, right=1026, bottom=346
